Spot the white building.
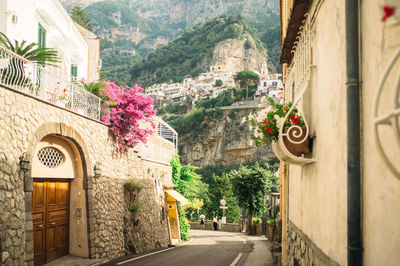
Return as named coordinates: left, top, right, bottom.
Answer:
left=0, top=0, right=99, bottom=81
left=257, top=73, right=283, bottom=98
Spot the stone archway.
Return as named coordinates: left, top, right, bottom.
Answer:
left=26, top=123, right=94, bottom=265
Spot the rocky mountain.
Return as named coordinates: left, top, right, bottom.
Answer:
left=60, top=0, right=280, bottom=84
left=179, top=106, right=274, bottom=167
left=130, top=15, right=268, bottom=87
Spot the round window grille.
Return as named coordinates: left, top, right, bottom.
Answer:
left=37, top=147, right=64, bottom=168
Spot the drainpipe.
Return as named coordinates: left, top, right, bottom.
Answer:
left=345, top=0, right=362, bottom=265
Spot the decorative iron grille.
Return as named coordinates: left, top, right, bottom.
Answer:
left=37, top=147, right=64, bottom=168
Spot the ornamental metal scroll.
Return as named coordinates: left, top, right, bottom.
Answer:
left=272, top=82, right=315, bottom=165
left=373, top=47, right=400, bottom=178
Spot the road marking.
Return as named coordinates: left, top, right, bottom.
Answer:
left=116, top=247, right=175, bottom=265
left=230, top=253, right=243, bottom=266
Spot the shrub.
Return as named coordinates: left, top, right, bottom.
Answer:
left=128, top=202, right=141, bottom=213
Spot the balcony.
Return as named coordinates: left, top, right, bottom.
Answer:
left=0, top=45, right=102, bottom=120
left=0, top=45, right=178, bottom=160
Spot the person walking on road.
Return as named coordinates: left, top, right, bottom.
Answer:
left=200, top=214, right=205, bottom=230
left=213, top=215, right=218, bottom=230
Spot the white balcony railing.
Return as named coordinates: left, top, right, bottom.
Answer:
left=0, top=45, right=102, bottom=120
left=0, top=45, right=179, bottom=154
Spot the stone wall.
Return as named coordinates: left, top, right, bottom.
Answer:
left=286, top=221, right=340, bottom=266
left=0, top=86, right=174, bottom=265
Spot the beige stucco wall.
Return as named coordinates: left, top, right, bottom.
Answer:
left=286, top=0, right=347, bottom=265
left=361, top=1, right=400, bottom=265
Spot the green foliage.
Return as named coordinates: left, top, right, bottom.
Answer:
left=0, top=32, right=59, bottom=67
left=215, top=79, right=223, bottom=87
left=124, top=179, right=143, bottom=213
left=128, top=202, right=141, bottom=213
left=78, top=0, right=280, bottom=84
left=267, top=219, right=277, bottom=225
left=253, top=217, right=262, bottom=223
left=80, top=80, right=108, bottom=100
left=130, top=15, right=265, bottom=87
left=230, top=165, right=265, bottom=216
left=124, top=179, right=143, bottom=192
left=230, top=163, right=278, bottom=216
left=171, top=154, right=209, bottom=225
left=251, top=97, right=304, bottom=145
left=205, top=173, right=240, bottom=223
left=179, top=206, right=190, bottom=241
left=70, top=5, right=93, bottom=31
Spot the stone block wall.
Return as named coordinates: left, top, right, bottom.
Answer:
left=0, top=86, right=174, bottom=265
left=286, top=221, right=340, bottom=266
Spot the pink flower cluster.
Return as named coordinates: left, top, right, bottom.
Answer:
left=100, top=82, right=156, bottom=151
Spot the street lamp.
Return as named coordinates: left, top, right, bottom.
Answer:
left=219, top=197, right=228, bottom=223
left=19, top=152, right=32, bottom=192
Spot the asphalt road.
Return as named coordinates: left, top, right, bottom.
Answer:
left=104, top=230, right=256, bottom=266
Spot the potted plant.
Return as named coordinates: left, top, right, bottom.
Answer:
left=251, top=97, right=309, bottom=156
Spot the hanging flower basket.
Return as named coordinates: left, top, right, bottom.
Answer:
left=283, top=126, right=309, bottom=156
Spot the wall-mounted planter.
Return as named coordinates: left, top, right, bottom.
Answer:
left=283, top=127, right=310, bottom=156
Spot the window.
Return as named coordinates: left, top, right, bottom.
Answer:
left=38, top=24, right=46, bottom=48
left=71, top=65, right=78, bottom=78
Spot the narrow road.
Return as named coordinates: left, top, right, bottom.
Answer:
left=104, top=230, right=273, bottom=266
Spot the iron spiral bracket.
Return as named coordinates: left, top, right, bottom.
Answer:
left=373, top=47, right=400, bottom=178
left=272, top=82, right=315, bottom=166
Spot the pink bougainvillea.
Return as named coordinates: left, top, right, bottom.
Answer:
left=100, top=82, right=156, bottom=151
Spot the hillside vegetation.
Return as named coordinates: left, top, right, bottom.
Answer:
left=130, top=15, right=265, bottom=87
left=61, top=0, right=280, bottom=84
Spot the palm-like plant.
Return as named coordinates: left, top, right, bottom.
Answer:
left=0, top=32, right=60, bottom=66
left=0, top=32, right=60, bottom=89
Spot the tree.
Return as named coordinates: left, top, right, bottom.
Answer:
left=70, top=6, right=93, bottom=31
left=170, top=154, right=209, bottom=239
left=230, top=164, right=275, bottom=234
left=206, top=173, right=240, bottom=223
left=234, top=70, right=259, bottom=99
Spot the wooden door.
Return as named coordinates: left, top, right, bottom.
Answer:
left=33, top=179, right=70, bottom=266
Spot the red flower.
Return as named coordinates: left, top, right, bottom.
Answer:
left=293, top=118, right=300, bottom=124
left=63, top=89, right=67, bottom=93
left=266, top=127, right=272, bottom=134
left=262, top=119, right=268, bottom=125
left=382, top=6, right=395, bottom=22
left=290, top=115, right=295, bottom=120
left=57, top=82, right=60, bottom=85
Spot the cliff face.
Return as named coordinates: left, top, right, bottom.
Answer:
left=180, top=108, right=274, bottom=167
left=213, top=38, right=267, bottom=74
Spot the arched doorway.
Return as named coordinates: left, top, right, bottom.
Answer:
left=31, top=135, right=89, bottom=265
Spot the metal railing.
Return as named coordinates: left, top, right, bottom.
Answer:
left=154, top=116, right=178, bottom=151
left=0, top=45, right=102, bottom=120
left=0, top=45, right=179, bottom=153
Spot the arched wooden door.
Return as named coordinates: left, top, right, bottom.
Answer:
left=33, top=179, right=70, bottom=265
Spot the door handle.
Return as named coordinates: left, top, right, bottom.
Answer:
left=49, top=222, right=56, bottom=226
left=37, top=225, right=44, bottom=229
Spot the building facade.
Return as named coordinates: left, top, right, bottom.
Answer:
left=0, top=0, right=99, bottom=80
left=278, top=0, right=400, bottom=265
